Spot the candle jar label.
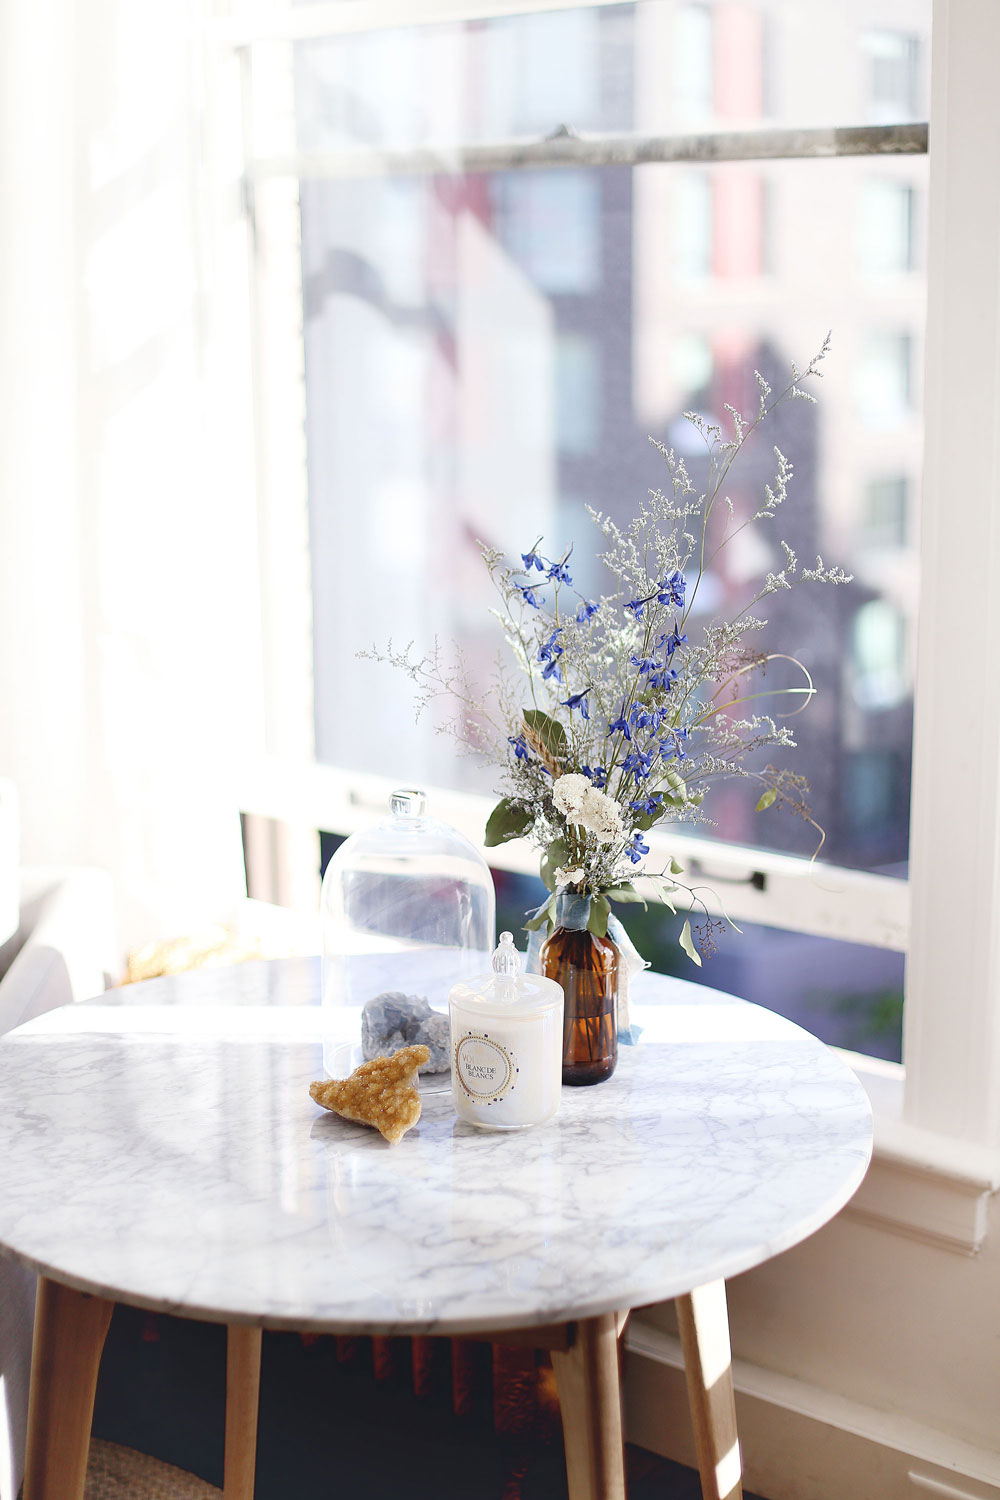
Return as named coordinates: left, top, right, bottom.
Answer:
left=454, top=1032, right=517, bottom=1104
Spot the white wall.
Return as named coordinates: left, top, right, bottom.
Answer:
left=0, top=0, right=263, bottom=952
left=626, top=1187, right=1000, bottom=1499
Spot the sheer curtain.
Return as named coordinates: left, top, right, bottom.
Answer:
left=0, top=0, right=263, bottom=955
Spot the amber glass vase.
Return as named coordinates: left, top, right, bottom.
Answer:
left=541, top=924, right=620, bottom=1085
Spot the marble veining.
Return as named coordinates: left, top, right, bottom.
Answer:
left=0, top=958, right=872, bottom=1335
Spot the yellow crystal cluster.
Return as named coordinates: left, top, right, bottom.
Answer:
left=309, top=1045, right=429, bottom=1144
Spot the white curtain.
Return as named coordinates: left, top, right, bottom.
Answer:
left=0, top=0, right=265, bottom=953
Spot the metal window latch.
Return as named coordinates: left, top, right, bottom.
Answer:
left=686, top=857, right=767, bottom=892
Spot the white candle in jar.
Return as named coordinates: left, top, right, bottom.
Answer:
left=449, top=932, right=564, bottom=1131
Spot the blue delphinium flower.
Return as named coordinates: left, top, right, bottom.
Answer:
left=626, top=831, right=651, bottom=864
left=625, top=596, right=648, bottom=619
left=622, top=748, right=656, bottom=784
left=631, top=704, right=665, bottom=731
left=657, top=570, right=686, bottom=608
left=648, top=666, right=678, bottom=692
left=547, top=554, right=573, bottom=585
left=608, top=710, right=632, bottom=742
left=560, top=691, right=590, bottom=720
left=576, top=599, right=599, bottom=624
left=537, top=627, right=564, bottom=682
left=630, top=793, right=663, bottom=817
left=659, top=627, right=688, bottom=658
left=659, top=727, right=689, bottom=761
left=521, top=550, right=544, bottom=571
left=517, top=583, right=543, bottom=607
left=508, top=734, right=531, bottom=761
left=630, top=653, right=660, bottom=676
left=581, top=764, right=608, bottom=789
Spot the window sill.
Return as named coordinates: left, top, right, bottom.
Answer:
left=835, top=1049, right=1000, bottom=1254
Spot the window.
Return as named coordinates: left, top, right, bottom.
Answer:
left=492, top=171, right=602, bottom=295
left=863, top=30, right=921, bottom=124
left=239, top=0, right=936, bottom=1074
left=672, top=5, right=714, bottom=124
left=672, top=174, right=712, bottom=279
left=851, top=598, right=908, bottom=710
left=554, top=333, right=601, bottom=457
left=862, top=475, right=909, bottom=549
left=858, top=180, right=916, bottom=275
left=856, top=330, right=913, bottom=423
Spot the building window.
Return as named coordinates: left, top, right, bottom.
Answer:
left=492, top=170, right=603, bottom=297
left=554, top=333, right=601, bottom=457
left=672, top=173, right=713, bottom=279
left=858, top=180, right=916, bottom=275
left=863, top=475, right=910, bottom=549
left=673, top=4, right=714, bottom=125
left=856, top=331, right=913, bottom=424
left=851, top=598, right=908, bottom=710
left=863, top=30, right=921, bottom=124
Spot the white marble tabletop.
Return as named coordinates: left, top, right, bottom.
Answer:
left=0, top=957, right=872, bottom=1336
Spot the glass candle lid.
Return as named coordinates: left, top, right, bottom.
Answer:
left=320, top=788, right=496, bottom=1087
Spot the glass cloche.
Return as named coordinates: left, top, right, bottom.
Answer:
left=320, top=788, right=496, bottom=1089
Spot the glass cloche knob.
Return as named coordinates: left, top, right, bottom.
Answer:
left=390, top=787, right=426, bottom=818
left=492, top=932, right=522, bottom=977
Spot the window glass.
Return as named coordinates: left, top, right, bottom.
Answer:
left=261, top=0, right=931, bottom=883
left=283, top=1, right=931, bottom=156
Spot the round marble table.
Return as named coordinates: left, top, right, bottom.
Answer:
left=0, top=957, right=872, bottom=1500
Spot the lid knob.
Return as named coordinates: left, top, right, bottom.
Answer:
left=390, top=787, right=426, bottom=819
left=492, top=931, right=521, bottom=977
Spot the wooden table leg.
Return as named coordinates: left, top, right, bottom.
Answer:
left=23, top=1276, right=114, bottom=1500
left=550, top=1313, right=626, bottom=1500
left=676, top=1280, right=743, bottom=1500
left=224, top=1324, right=262, bottom=1500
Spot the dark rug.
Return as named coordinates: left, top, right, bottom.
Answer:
left=92, top=1305, right=765, bottom=1499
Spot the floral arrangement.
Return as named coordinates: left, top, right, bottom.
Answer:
left=369, top=340, right=850, bottom=963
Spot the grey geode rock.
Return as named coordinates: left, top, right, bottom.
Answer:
left=361, top=992, right=451, bottom=1074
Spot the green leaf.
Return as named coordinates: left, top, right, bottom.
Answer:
left=679, top=917, right=702, bottom=967
left=522, top=709, right=567, bottom=761
left=665, top=768, right=686, bottom=793
left=605, top=883, right=648, bottom=907
left=524, top=893, right=558, bottom=933
left=668, top=856, right=684, bottom=875
left=756, top=787, right=778, bottom=812
left=587, top=894, right=611, bottom=939
left=484, top=798, right=532, bottom=847
left=631, top=804, right=663, bottom=831
left=540, top=838, right=572, bottom=893
left=643, top=876, right=677, bottom=913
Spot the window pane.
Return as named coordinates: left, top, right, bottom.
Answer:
left=284, top=0, right=931, bottom=155
left=261, top=0, right=931, bottom=884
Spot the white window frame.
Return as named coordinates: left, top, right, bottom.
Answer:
left=217, top=0, right=1000, bottom=1169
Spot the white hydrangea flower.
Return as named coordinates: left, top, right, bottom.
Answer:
left=553, top=865, right=586, bottom=889
left=578, top=787, right=624, bottom=844
left=551, top=773, right=591, bottom=820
